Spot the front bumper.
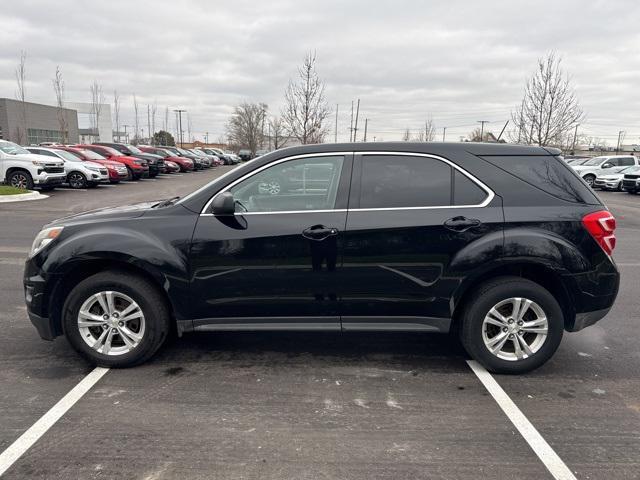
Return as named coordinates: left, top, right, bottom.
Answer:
left=35, top=173, right=65, bottom=186
left=24, top=259, right=59, bottom=340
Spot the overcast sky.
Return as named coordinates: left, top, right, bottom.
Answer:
left=1, top=0, right=639, bottom=144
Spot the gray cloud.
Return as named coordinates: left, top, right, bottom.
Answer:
left=1, top=0, right=639, bottom=143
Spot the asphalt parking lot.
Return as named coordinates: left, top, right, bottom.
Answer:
left=0, top=168, right=639, bottom=479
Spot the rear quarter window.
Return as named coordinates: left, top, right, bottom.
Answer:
left=480, top=155, right=600, bottom=204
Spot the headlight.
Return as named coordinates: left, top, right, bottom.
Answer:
left=29, top=226, right=64, bottom=258
left=87, top=166, right=100, bottom=172
left=31, top=159, right=49, bottom=166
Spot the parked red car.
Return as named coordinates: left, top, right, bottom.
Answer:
left=52, top=146, right=128, bottom=183
left=138, top=146, right=194, bottom=172
left=79, top=145, right=149, bottom=180
left=163, top=160, right=181, bottom=173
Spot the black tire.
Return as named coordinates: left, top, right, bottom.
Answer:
left=459, top=276, right=564, bottom=374
left=125, top=167, right=134, bottom=181
left=8, top=170, right=34, bottom=190
left=583, top=174, right=596, bottom=187
left=67, top=171, right=87, bottom=189
left=62, top=271, right=171, bottom=367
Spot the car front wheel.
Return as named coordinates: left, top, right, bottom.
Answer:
left=459, top=276, right=563, bottom=374
left=62, top=272, right=170, bottom=367
left=8, top=170, right=34, bottom=190
left=67, top=172, right=87, bottom=189
left=583, top=174, right=595, bottom=187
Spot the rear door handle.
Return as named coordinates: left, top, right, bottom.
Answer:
left=444, top=216, right=481, bottom=232
left=302, top=225, right=339, bottom=241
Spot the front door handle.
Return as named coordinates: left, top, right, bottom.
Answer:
left=302, top=225, right=339, bottom=241
left=444, top=216, right=481, bottom=232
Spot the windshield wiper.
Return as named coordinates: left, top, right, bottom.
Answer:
left=154, top=196, right=180, bottom=208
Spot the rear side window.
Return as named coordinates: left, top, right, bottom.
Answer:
left=454, top=170, right=487, bottom=205
left=480, top=155, right=599, bottom=204
left=359, top=155, right=452, bottom=208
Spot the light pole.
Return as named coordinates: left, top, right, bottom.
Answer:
left=173, top=109, right=186, bottom=148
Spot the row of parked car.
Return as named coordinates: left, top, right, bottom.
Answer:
left=0, top=140, right=242, bottom=190
left=565, top=154, right=640, bottom=194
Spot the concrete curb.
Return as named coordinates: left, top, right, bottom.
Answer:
left=0, top=191, right=48, bottom=203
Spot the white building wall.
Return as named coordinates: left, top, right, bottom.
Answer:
left=64, top=102, right=112, bottom=142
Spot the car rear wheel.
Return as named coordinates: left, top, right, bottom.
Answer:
left=67, top=172, right=87, bottom=189
left=459, top=276, right=563, bottom=374
left=8, top=170, right=34, bottom=190
left=62, top=272, right=171, bottom=367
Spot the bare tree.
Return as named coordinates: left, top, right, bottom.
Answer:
left=413, top=130, right=425, bottom=142
left=468, top=127, right=496, bottom=142
left=89, top=81, right=105, bottom=138
left=424, top=117, right=436, bottom=141
left=52, top=66, right=68, bottom=143
left=511, top=52, right=584, bottom=146
left=133, top=94, right=139, bottom=144
left=402, top=128, right=411, bottom=141
left=282, top=52, right=330, bottom=144
left=187, top=114, right=193, bottom=143
left=226, top=102, right=268, bottom=155
left=268, top=116, right=289, bottom=150
left=113, top=90, right=120, bottom=142
left=151, top=102, right=157, bottom=145
left=14, top=50, right=27, bottom=144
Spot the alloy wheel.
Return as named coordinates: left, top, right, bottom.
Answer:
left=68, top=172, right=86, bottom=189
left=482, top=297, right=548, bottom=361
left=259, top=180, right=281, bottom=195
left=10, top=173, right=29, bottom=189
left=77, top=291, right=146, bottom=356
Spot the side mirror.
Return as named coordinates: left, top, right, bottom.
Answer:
left=602, top=163, right=613, bottom=169
left=212, top=191, right=236, bottom=216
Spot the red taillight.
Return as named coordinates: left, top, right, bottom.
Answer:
left=582, top=210, right=616, bottom=255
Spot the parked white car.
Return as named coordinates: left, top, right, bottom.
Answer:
left=593, top=166, right=638, bottom=191
left=572, top=155, right=639, bottom=186
left=26, top=147, right=109, bottom=189
left=0, top=140, right=66, bottom=190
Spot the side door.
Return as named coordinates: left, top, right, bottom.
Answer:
left=189, top=153, right=353, bottom=331
left=340, top=152, right=503, bottom=332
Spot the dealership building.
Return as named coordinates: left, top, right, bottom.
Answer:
left=0, top=98, right=80, bottom=145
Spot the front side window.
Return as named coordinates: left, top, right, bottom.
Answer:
left=229, top=156, right=344, bottom=213
left=359, top=155, right=453, bottom=208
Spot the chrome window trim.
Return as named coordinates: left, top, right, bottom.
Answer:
left=200, top=151, right=495, bottom=216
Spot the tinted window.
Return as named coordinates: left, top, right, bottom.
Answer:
left=454, top=170, right=487, bottom=205
left=619, top=157, right=635, bottom=166
left=481, top=155, right=599, bottom=204
left=359, top=155, right=451, bottom=208
left=229, top=156, right=344, bottom=213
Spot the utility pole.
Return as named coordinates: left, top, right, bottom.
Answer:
left=123, top=124, right=130, bottom=143
left=477, top=120, right=489, bottom=142
left=334, top=104, right=338, bottom=143
left=147, top=105, right=151, bottom=145
left=616, top=130, right=624, bottom=154
left=363, top=118, right=368, bottom=142
left=173, top=109, right=186, bottom=148
left=571, top=124, right=579, bottom=153
left=205, top=132, right=209, bottom=144
left=353, top=99, right=360, bottom=142
left=442, top=127, right=447, bottom=142
left=349, top=101, right=354, bottom=142
left=497, top=120, right=509, bottom=142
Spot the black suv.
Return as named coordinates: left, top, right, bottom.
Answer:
left=24, top=143, right=619, bottom=373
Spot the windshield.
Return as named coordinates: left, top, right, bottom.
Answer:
left=583, top=157, right=607, bottom=166
left=178, top=148, right=192, bottom=155
left=77, top=149, right=105, bottom=160
left=151, top=149, right=169, bottom=158
left=624, top=166, right=640, bottom=174
left=126, top=145, right=143, bottom=154
left=0, top=141, right=30, bottom=155
left=56, top=150, right=83, bottom=162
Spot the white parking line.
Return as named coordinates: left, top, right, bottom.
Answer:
left=0, top=367, right=109, bottom=477
left=467, top=360, right=576, bottom=480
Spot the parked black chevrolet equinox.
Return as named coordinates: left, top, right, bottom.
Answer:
left=24, top=143, right=620, bottom=373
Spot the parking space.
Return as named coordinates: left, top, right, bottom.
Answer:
left=0, top=171, right=639, bottom=479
